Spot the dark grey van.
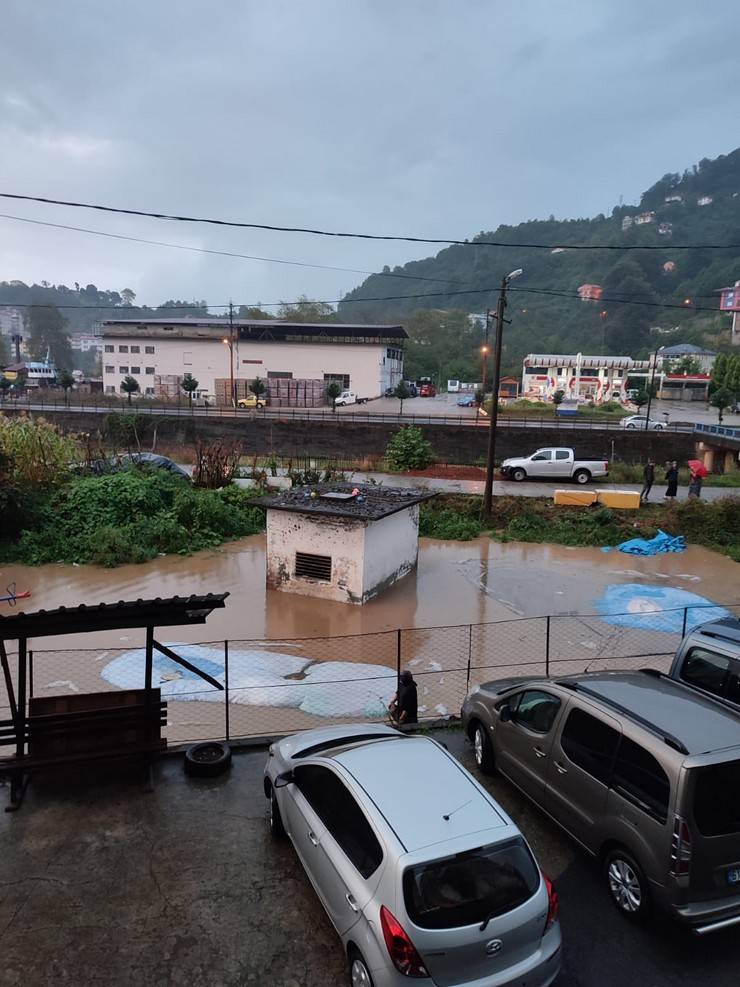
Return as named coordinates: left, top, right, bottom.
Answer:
left=462, top=670, right=740, bottom=934
left=669, top=617, right=740, bottom=711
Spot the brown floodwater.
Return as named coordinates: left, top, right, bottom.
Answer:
left=1, top=535, right=737, bottom=652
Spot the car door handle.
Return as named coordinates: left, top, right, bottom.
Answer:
left=554, top=761, right=568, bottom=774
left=308, top=831, right=319, bottom=846
left=533, top=746, right=547, bottom=758
left=345, top=893, right=359, bottom=913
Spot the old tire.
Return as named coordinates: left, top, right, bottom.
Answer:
left=604, top=849, right=651, bottom=922
left=511, top=467, right=527, bottom=482
left=574, top=469, right=591, bottom=485
left=184, top=741, right=232, bottom=778
left=471, top=722, right=495, bottom=774
left=269, top=788, right=287, bottom=839
left=348, top=947, right=375, bottom=987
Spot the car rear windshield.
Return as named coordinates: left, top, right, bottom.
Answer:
left=403, top=838, right=539, bottom=930
left=693, top=760, right=740, bottom=837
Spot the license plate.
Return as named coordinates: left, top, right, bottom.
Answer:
left=727, top=867, right=740, bottom=885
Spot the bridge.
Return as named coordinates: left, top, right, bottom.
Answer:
left=695, top=423, right=740, bottom=471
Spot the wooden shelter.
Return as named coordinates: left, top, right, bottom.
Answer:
left=0, top=594, right=228, bottom=810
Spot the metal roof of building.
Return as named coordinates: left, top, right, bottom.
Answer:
left=255, top=483, right=435, bottom=522
left=659, top=343, right=716, bottom=356
left=0, top=594, right=229, bottom=640
left=524, top=354, right=647, bottom=369
left=102, top=319, right=408, bottom=341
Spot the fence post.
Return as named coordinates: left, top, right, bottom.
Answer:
left=396, top=628, right=402, bottom=690
left=28, top=650, right=33, bottom=699
left=545, top=616, right=551, bottom=677
left=466, top=624, right=472, bottom=691
left=681, top=607, right=688, bottom=638
left=224, top=639, right=230, bottom=742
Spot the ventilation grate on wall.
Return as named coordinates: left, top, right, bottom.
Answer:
left=295, top=551, right=332, bottom=582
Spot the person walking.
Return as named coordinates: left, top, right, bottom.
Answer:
left=665, top=461, right=679, bottom=502
left=640, top=458, right=655, bottom=502
left=688, top=463, right=703, bottom=499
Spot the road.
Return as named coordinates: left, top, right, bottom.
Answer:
left=1, top=397, right=710, bottom=432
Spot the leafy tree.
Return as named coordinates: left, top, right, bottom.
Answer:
left=277, top=296, right=336, bottom=323
left=120, top=375, right=140, bottom=405
left=325, top=380, right=342, bottom=411
left=25, top=302, right=72, bottom=368
left=0, top=376, right=12, bottom=399
left=474, top=388, right=485, bottom=407
left=552, top=389, right=565, bottom=407
left=57, top=369, right=75, bottom=403
left=181, top=372, right=199, bottom=407
left=711, top=352, right=728, bottom=391
left=249, top=376, right=267, bottom=400
left=711, top=387, right=734, bottom=423
left=633, top=389, right=649, bottom=411
left=385, top=426, right=434, bottom=471
left=394, top=379, right=411, bottom=414
left=726, top=356, right=740, bottom=399
left=121, top=288, right=136, bottom=306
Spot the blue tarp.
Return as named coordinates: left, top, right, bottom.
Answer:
left=616, top=529, right=686, bottom=556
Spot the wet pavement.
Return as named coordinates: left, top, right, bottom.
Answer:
left=1, top=733, right=738, bottom=987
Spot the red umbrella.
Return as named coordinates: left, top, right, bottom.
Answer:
left=688, top=460, right=709, bottom=478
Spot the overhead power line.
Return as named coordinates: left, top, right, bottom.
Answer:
left=3, top=191, right=740, bottom=251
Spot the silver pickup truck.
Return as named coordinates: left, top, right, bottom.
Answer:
left=500, top=446, right=609, bottom=484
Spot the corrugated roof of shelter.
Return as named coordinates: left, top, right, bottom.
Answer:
left=254, top=483, right=435, bottom=521
left=659, top=343, right=716, bottom=356
left=524, top=354, right=648, bottom=368
left=0, top=593, right=229, bottom=640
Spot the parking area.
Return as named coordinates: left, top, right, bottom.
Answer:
left=1, top=733, right=738, bottom=987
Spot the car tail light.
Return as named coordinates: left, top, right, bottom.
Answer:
left=379, top=905, right=429, bottom=978
left=603, top=460, right=609, bottom=470
left=543, top=873, right=559, bottom=930
left=670, top=815, right=692, bottom=876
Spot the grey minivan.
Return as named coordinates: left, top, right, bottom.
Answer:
left=264, top=723, right=561, bottom=987
left=669, top=616, right=740, bottom=711
left=462, top=671, right=740, bottom=934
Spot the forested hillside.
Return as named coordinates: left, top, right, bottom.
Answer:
left=340, top=148, right=740, bottom=380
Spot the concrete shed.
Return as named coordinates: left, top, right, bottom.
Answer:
left=255, top=484, right=435, bottom=605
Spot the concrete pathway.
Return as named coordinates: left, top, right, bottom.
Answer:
left=347, top=470, right=739, bottom=502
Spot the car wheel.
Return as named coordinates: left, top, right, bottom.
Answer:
left=627, top=423, right=636, bottom=428
left=269, top=788, right=287, bottom=840
left=348, top=947, right=374, bottom=987
left=256, top=402, right=263, bottom=409
left=511, top=467, right=526, bottom=482
left=472, top=722, right=495, bottom=774
left=184, top=741, right=232, bottom=778
left=655, top=423, right=664, bottom=430
left=574, top=469, right=591, bottom=485
left=604, top=849, right=651, bottom=921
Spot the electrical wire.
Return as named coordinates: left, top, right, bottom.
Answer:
left=3, top=191, right=740, bottom=251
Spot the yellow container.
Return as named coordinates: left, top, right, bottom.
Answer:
left=596, top=490, right=641, bottom=510
left=553, top=489, right=598, bottom=506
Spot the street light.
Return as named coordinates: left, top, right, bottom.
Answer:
left=483, top=269, right=524, bottom=515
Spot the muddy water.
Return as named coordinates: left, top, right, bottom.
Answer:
left=1, top=536, right=737, bottom=651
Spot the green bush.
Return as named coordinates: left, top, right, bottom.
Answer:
left=419, top=507, right=482, bottom=540
left=385, top=426, right=434, bottom=471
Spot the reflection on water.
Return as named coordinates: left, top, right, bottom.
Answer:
left=0, top=535, right=737, bottom=652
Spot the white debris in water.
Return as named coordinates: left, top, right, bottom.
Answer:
left=298, top=662, right=396, bottom=718
left=427, top=660, right=442, bottom=672
left=45, top=680, right=80, bottom=692
left=579, top=641, right=598, bottom=650
left=676, top=574, right=700, bottom=582
left=434, top=704, right=449, bottom=716
left=423, top=687, right=429, bottom=696
left=407, top=657, right=422, bottom=667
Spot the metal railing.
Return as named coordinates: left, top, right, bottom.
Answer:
left=0, top=393, right=697, bottom=432
left=1, top=601, right=735, bottom=750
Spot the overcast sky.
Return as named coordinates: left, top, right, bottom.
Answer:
left=1, top=0, right=738, bottom=311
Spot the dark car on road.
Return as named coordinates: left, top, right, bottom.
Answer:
left=462, top=670, right=740, bottom=934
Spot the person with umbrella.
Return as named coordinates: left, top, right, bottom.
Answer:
left=688, top=459, right=708, bottom=499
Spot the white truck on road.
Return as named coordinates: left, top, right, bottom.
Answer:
left=501, top=447, right=609, bottom=484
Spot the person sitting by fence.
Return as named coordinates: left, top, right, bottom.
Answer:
left=389, top=670, right=418, bottom=725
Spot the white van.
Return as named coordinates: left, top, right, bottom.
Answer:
left=334, top=390, right=357, bottom=406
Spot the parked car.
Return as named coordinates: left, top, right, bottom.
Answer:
left=500, top=447, right=609, bottom=484
left=462, top=671, right=740, bottom=933
left=621, top=415, right=665, bottom=430
left=669, top=616, right=740, bottom=712
left=419, top=383, right=437, bottom=398
left=334, top=390, right=357, bottom=406
left=457, top=394, right=477, bottom=407
left=265, top=723, right=561, bottom=987
left=237, top=393, right=266, bottom=409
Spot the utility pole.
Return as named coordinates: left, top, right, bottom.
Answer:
left=483, top=270, right=523, bottom=514
left=644, top=349, right=659, bottom=430
left=228, top=301, right=236, bottom=407
left=481, top=311, right=492, bottom=395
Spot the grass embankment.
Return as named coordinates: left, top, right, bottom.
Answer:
left=607, top=462, right=740, bottom=488
left=1, top=469, right=265, bottom=567
left=420, top=494, right=740, bottom=562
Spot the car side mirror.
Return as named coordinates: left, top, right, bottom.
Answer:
left=499, top=705, right=511, bottom=723
left=273, top=770, right=294, bottom=789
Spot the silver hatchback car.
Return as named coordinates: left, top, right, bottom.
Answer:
left=264, top=723, right=561, bottom=987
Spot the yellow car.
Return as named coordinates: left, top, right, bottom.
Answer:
left=237, top=394, right=266, bottom=410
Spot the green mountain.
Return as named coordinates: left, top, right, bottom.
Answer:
left=339, top=148, right=740, bottom=381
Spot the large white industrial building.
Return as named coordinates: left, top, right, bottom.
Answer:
left=101, top=318, right=406, bottom=404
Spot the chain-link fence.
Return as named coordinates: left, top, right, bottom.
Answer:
left=1, top=602, right=738, bottom=751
